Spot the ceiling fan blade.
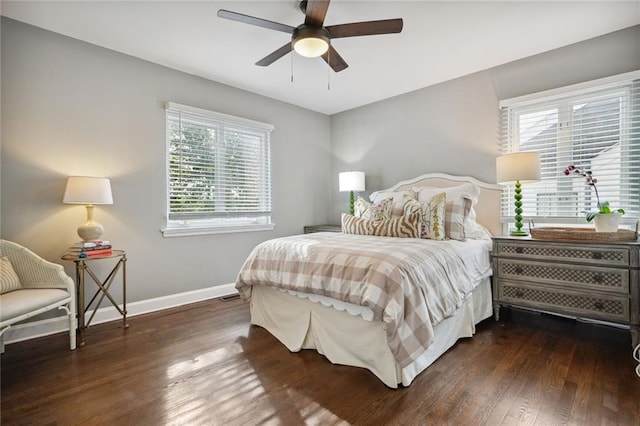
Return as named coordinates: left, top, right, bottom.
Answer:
left=256, top=43, right=293, bottom=67
left=321, top=46, right=348, bottom=72
left=326, top=18, right=403, bottom=38
left=304, top=0, right=330, bottom=27
left=218, top=9, right=295, bottom=34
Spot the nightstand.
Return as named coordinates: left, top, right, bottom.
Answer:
left=303, top=224, right=342, bottom=234
left=491, top=236, right=639, bottom=348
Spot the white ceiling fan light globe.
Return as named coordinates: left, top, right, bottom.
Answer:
left=292, top=25, right=331, bottom=58
left=294, top=37, right=329, bottom=57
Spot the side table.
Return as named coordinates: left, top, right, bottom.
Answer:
left=304, top=224, right=342, bottom=234
left=61, top=249, right=128, bottom=346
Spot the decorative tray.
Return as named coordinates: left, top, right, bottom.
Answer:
left=530, top=227, right=638, bottom=242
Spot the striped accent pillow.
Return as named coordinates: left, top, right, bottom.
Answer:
left=403, top=193, right=446, bottom=240
left=341, top=212, right=420, bottom=238
left=0, top=256, right=21, bottom=294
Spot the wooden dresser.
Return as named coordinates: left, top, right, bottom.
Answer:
left=491, top=236, right=639, bottom=347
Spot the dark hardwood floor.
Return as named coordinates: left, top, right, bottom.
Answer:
left=1, top=298, right=639, bottom=425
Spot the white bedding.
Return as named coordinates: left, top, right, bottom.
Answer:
left=236, top=233, right=492, bottom=370
left=276, top=235, right=492, bottom=323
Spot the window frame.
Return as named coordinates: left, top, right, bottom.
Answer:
left=499, top=71, right=640, bottom=233
left=161, top=102, right=275, bottom=237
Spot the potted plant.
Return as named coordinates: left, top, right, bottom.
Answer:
left=564, top=165, right=625, bottom=232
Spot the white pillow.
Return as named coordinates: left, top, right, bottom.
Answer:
left=415, top=182, right=480, bottom=206
left=465, top=220, right=493, bottom=240
left=0, top=256, right=22, bottom=294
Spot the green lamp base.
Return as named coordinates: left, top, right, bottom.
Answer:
left=349, top=190, right=355, bottom=215
left=510, top=179, right=529, bottom=237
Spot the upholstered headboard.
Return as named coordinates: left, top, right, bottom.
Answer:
left=372, top=173, right=503, bottom=237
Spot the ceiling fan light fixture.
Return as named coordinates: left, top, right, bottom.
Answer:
left=292, top=26, right=330, bottom=58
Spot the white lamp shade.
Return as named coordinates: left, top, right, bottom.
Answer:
left=339, top=171, right=365, bottom=192
left=496, top=152, right=541, bottom=184
left=63, top=176, right=113, bottom=205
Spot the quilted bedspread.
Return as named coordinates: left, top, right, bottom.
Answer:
left=235, top=232, right=492, bottom=368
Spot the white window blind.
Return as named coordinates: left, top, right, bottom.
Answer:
left=163, top=102, right=274, bottom=236
left=500, top=72, right=640, bottom=226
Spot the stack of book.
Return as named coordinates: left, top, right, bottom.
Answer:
left=69, top=241, right=113, bottom=257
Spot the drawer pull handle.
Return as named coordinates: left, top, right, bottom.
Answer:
left=592, top=252, right=602, bottom=260
left=594, top=302, right=605, bottom=310
left=515, top=247, right=524, bottom=254
left=593, top=274, right=603, bottom=283
left=514, top=267, right=524, bottom=274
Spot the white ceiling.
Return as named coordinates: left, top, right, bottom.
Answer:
left=2, top=1, right=639, bottom=115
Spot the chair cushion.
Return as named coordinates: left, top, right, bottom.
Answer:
left=0, top=256, right=22, bottom=294
left=0, top=288, right=70, bottom=322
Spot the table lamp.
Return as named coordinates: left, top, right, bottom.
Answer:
left=63, top=176, right=113, bottom=242
left=496, top=152, right=540, bottom=236
left=339, top=171, right=365, bottom=215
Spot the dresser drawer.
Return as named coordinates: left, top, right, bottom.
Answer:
left=495, top=241, right=629, bottom=267
left=499, top=282, right=630, bottom=323
left=497, top=259, right=629, bottom=294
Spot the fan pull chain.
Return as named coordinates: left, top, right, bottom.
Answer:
left=290, top=51, right=294, bottom=83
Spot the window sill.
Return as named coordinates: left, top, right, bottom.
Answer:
left=161, top=223, right=276, bottom=238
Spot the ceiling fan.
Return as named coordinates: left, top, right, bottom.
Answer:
left=217, top=0, right=403, bottom=72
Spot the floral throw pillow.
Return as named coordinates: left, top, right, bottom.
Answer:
left=369, top=190, right=416, bottom=216
left=403, top=193, right=446, bottom=240
left=354, top=197, right=393, bottom=221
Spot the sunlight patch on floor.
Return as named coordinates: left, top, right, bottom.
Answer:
left=164, top=343, right=279, bottom=424
left=166, top=344, right=244, bottom=379
left=286, top=387, right=347, bottom=425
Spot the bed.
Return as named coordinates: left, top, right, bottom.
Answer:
left=235, top=174, right=503, bottom=388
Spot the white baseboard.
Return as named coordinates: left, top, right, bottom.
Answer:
left=3, top=283, right=238, bottom=346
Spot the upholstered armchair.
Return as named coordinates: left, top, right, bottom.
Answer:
left=0, top=239, right=76, bottom=352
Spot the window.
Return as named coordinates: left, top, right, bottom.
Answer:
left=500, top=72, right=640, bottom=229
left=162, top=102, right=274, bottom=237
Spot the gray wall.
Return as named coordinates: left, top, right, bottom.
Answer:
left=329, top=25, right=640, bottom=222
left=1, top=18, right=331, bottom=302
left=2, top=16, right=638, bottom=306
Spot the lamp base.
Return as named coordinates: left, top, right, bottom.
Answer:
left=510, top=179, right=528, bottom=237
left=349, top=191, right=355, bottom=215
left=78, top=222, right=104, bottom=242
left=77, top=204, right=104, bottom=242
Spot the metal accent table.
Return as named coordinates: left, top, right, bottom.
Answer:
left=61, top=249, right=128, bottom=347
